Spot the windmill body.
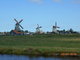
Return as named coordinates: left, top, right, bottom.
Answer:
left=52, top=22, right=60, bottom=33
left=15, top=23, right=21, bottom=31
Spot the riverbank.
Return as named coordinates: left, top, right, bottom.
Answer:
left=0, top=34, right=80, bottom=57
left=0, top=47, right=79, bottom=57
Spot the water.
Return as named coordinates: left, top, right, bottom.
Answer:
left=0, top=54, right=79, bottom=60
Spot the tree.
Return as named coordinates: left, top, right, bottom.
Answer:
left=69, top=28, right=74, bottom=33
left=25, top=30, right=28, bottom=33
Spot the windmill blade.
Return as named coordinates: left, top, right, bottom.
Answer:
left=55, top=22, right=57, bottom=27
left=37, top=24, right=39, bottom=27
left=19, top=19, right=23, bottom=23
left=14, top=19, right=18, bottom=23
left=39, top=26, right=42, bottom=28
left=19, top=24, right=24, bottom=29
left=57, top=26, right=60, bottom=28
left=37, top=24, right=42, bottom=28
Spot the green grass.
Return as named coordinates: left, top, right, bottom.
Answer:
left=0, top=34, right=80, bottom=56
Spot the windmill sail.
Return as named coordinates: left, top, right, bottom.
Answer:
left=19, top=24, right=23, bottom=29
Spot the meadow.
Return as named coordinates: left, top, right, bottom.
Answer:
left=0, top=34, right=80, bottom=56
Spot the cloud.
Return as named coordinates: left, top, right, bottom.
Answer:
left=72, top=0, right=80, bottom=4
left=28, top=0, right=80, bottom=5
left=52, top=0, right=62, bottom=3
left=29, top=0, right=43, bottom=4
left=52, top=0, right=80, bottom=5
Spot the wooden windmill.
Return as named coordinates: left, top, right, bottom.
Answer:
left=36, top=24, right=42, bottom=34
left=14, top=19, right=23, bottom=31
left=10, top=19, right=24, bottom=35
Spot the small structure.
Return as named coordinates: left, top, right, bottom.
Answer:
left=35, top=24, right=43, bottom=34
left=0, top=32, right=6, bottom=35
left=52, top=22, right=60, bottom=34
left=10, top=19, right=24, bottom=35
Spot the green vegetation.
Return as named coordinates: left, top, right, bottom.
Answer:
left=0, top=34, right=80, bottom=56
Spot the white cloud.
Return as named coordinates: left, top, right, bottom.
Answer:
left=72, top=0, right=80, bottom=4
left=29, top=0, right=43, bottom=4
left=52, top=0, right=62, bottom=3
left=52, top=0, right=80, bottom=5
left=28, top=0, right=80, bottom=4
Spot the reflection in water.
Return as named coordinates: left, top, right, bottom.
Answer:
left=0, top=55, right=79, bottom=60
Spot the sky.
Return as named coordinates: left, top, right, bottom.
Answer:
left=0, top=0, right=80, bottom=32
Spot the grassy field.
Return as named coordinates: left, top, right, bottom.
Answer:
left=0, top=34, right=80, bottom=56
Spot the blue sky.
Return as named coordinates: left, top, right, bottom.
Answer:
left=0, top=0, right=80, bottom=32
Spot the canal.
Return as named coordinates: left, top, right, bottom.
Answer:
left=0, top=55, right=79, bottom=60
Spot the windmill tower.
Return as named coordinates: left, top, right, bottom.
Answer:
left=52, top=22, right=60, bottom=33
left=14, top=19, right=23, bottom=31
left=36, top=24, right=42, bottom=34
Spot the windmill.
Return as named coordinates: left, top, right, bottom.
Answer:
left=10, top=19, right=24, bottom=35
left=14, top=19, right=23, bottom=31
left=52, top=22, right=60, bottom=33
left=36, top=24, right=42, bottom=34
